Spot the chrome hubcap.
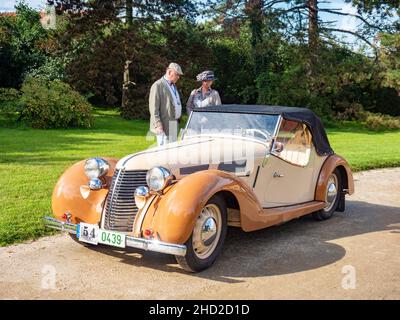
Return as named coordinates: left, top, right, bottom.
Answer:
left=324, top=173, right=338, bottom=212
left=192, top=204, right=222, bottom=259
left=201, top=217, right=217, bottom=246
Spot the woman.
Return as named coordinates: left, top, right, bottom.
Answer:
left=186, top=70, right=221, bottom=115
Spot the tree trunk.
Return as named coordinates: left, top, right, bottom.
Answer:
left=245, top=0, right=264, bottom=75
left=307, top=0, right=319, bottom=79
left=122, top=59, right=132, bottom=109
left=126, top=0, right=132, bottom=25
left=121, top=0, right=133, bottom=110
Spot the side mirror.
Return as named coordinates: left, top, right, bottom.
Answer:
left=273, top=141, right=284, bottom=153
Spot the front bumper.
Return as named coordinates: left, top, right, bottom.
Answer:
left=44, top=216, right=187, bottom=256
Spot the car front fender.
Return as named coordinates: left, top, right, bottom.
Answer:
left=51, top=157, right=118, bottom=224
left=138, top=169, right=263, bottom=244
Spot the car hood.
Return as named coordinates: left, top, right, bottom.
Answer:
left=116, top=136, right=270, bottom=178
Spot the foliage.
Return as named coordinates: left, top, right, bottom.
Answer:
left=19, top=77, right=93, bottom=129
left=0, top=88, right=23, bottom=121
left=1, top=1, right=399, bottom=123
left=0, top=2, right=48, bottom=88
left=336, top=106, right=400, bottom=131
left=27, top=55, right=66, bottom=81
left=50, top=0, right=199, bottom=119
left=379, top=33, right=400, bottom=93
left=207, top=29, right=255, bottom=104
left=364, top=112, right=400, bottom=131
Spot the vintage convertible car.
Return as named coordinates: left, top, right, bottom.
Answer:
left=45, top=105, right=354, bottom=272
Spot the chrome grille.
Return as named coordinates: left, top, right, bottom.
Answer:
left=103, top=169, right=147, bottom=232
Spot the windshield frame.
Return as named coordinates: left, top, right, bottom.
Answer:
left=182, top=111, right=282, bottom=146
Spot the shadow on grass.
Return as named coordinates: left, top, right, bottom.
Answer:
left=85, top=200, right=400, bottom=283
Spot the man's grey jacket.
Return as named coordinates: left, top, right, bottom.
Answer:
left=149, top=77, right=180, bottom=137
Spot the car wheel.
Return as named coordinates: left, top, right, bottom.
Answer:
left=313, top=169, right=342, bottom=221
left=175, top=195, right=227, bottom=272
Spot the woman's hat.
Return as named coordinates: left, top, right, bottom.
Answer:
left=196, top=70, right=216, bottom=81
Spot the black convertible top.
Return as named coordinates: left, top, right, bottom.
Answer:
left=194, top=104, right=333, bottom=156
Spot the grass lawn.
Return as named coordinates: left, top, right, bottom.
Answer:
left=1, top=110, right=400, bottom=246
left=327, top=122, right=400, bottom=171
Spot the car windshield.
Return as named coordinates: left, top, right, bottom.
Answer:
left=184, top=111, right=279, bottom=143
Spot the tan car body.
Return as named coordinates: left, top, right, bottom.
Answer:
left=52, top=136, right=354, bottom=245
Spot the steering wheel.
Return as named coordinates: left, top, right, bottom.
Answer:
left=245, top=129, right=271, bottom=141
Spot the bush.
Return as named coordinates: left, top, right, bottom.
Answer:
left=335, top=102, right=367, bottom=121
left=364, top=112, right=400, bottom=131
left=27, top=56, right=66, bottom=82
left=0, top=88, right=23, bottom=121
left=20, top=77, right=93, bottom=129
left=120, top=83, right=150, bottom=120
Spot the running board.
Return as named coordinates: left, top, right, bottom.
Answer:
left=245, top=201, right=327, bottom=231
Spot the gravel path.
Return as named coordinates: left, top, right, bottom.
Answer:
left=1, top=167, right=399, bottom=299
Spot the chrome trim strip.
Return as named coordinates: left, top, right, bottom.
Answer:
left=109, top=168, right=123, bottom=208
left=101, top=169, right=122, bottom=229
left=44, top=217, right=77, bottom=234
left=262, top=200, right=326, bottom=209
left=182, top=109, right=193, bottom=140
left=43, top=217, right=186, bottom=256
left=268, top=115, right=283, bottom=154
left=252, top=165, right=261, bottom=188
left=125, top=237, right=186, bottom=256
left=272, top=115, right=283, bottom=138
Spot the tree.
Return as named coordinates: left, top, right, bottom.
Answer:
left=379, top=33, right=400, bottom=93
left=35, top=0, right=399, bottom=120
left=52, top=0, right=198, bottom=118
left=0, top=3, right=48, bottom=88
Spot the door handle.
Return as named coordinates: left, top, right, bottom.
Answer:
left=273, top=172, right=284, bottom=178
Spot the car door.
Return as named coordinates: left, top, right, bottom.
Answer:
left=253, top=119, right=317, bottom=208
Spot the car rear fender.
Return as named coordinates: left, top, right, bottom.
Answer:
left=315, top=154, right=355, bottom=202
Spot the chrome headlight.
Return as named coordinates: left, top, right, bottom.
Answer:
left=84, top=158, right=109, bottom=180
left=146, top=166, right=173, bottom=192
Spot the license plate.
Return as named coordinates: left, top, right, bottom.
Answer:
left=98, top=229, right=126, bottom=248
left=77, top=223, right=126, bottom=248
left=78, top=223, right=99, bottom=245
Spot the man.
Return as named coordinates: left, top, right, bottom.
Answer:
left=149, top=62, right=183, bottom=146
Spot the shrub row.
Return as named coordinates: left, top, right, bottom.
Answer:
left=364, top=112, right=400, bottom=131
left=0, top=77, right=93, bottom=129
left=0, top=88, right=22, bottom=121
